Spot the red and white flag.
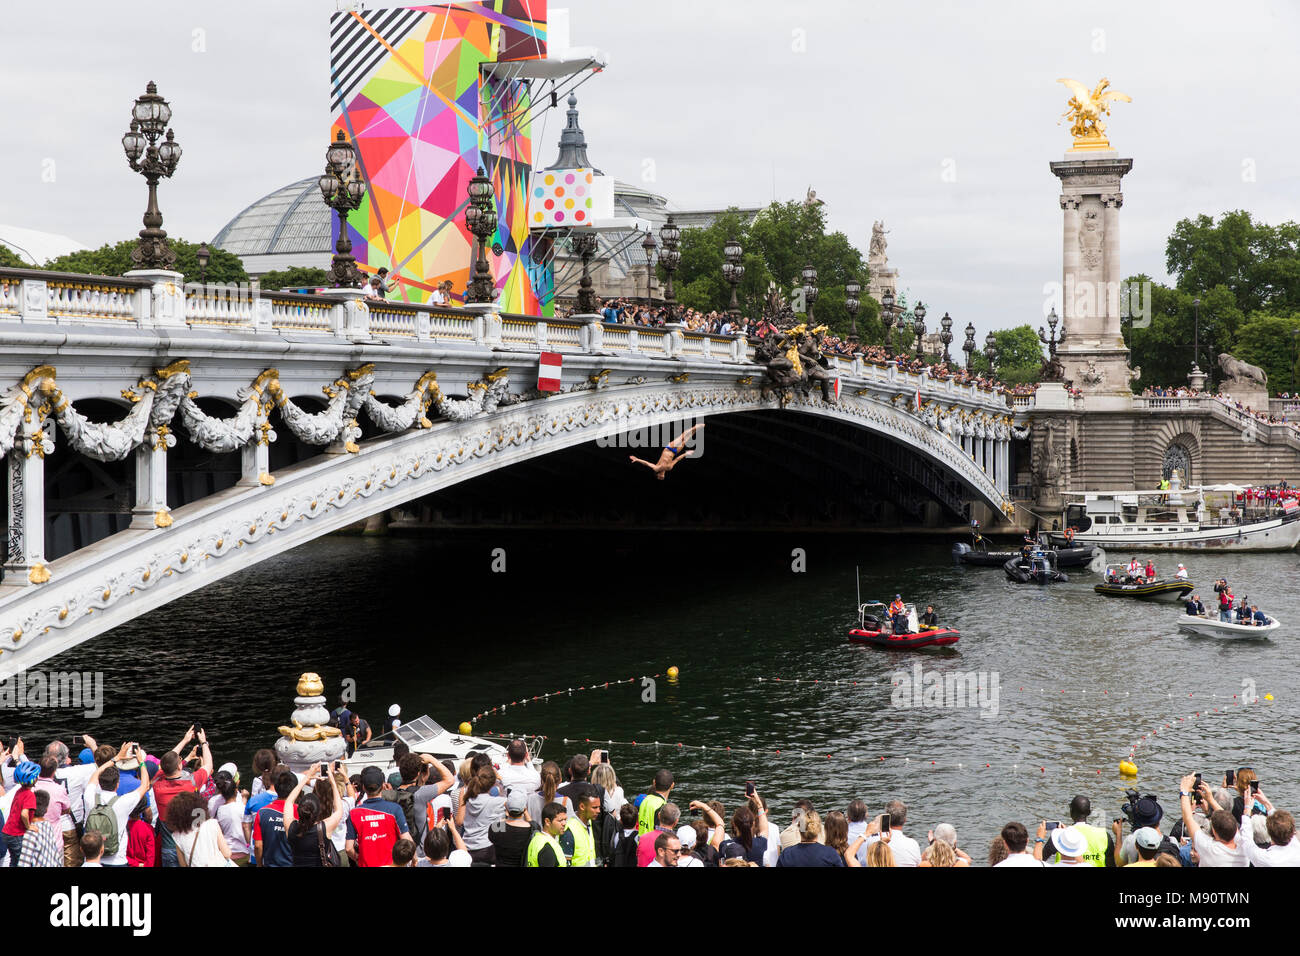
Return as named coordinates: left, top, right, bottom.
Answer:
left=537, top=351, right=562, bottom=392
left=833, top=377, right=842, bottom=401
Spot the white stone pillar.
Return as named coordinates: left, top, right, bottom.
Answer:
left=1102, top=193, right=1124, bottom=346
left=4, top=422, right=50, bottom=585
left=125, top=269, right=186, bottom=329
left=1059, top=196, right=1081, bottom=348
left=130, top=429, right=171, bottom=529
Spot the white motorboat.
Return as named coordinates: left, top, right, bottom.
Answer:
left=1052, top=476, right=1300, bottom=553
left=1177, top=614, right=1280, bottom=639
left=343, top=715, right=542, bottom=777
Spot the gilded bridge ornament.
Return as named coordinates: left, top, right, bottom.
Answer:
left=1057, top=77, right=1131, bottom=150
left=277, top=718, right=342, bottom=742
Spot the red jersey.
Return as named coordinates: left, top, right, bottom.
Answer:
left=127, top=817, right=155, bottom=867
left=346, top=798, right=407, bottom=867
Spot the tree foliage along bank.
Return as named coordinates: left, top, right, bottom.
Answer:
left=1126, top=211, right=1300, bottom=395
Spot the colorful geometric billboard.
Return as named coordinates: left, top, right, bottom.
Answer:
left=329, top=2, right=552, bottom=314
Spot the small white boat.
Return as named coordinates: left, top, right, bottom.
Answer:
left=1177, top=615, right=1280, bottom=639
left=344, top=715, right=542, bottom=777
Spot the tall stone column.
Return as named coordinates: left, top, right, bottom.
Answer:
left=1059, top=196, right=1081, bottom=347
left=1101, top=193, right=1124, bottom=345
left=1050, top=152, right=1135, bottom=409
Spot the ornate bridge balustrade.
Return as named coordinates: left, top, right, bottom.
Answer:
left=0, top=266, right=1021, bottom=673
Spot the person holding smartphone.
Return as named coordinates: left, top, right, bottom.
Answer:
left=1238, top=786, right=1300, bottom=866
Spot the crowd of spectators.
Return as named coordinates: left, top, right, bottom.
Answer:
left=557, top=298, right=1046, bottom=400
left=1142, top=385, right=1299, bottom=432
left=3, top=729, right=1294, bottom=868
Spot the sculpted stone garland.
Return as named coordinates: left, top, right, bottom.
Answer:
left=0, top=361, right=526, bottom=467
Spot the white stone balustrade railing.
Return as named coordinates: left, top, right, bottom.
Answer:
left=46, top=278, right=142, bottom=322
left=186, top=282, right=256, bottom=328
left=0, top=267, right=1015, bottom=422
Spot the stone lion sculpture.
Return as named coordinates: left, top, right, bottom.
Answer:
left=1218, top=353, right=1267, bottom=387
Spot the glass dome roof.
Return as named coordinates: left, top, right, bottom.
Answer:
left=212, top=177, right=332, bottom=256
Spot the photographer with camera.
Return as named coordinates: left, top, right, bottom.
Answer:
left=1113, top=789, right=1179, bottom=865
left=1037, top=795, right=1115, bottom=866
left=1238, top=785, right=1300, bottom=866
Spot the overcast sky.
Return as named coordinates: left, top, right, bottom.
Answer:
left=3, top=0, right=1297, bottom=338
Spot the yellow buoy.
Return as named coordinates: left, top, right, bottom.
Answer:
left=1265, top=693, right=1274, bottom=701
left=1119, top=760, right=1138, bottom=776
left=458, top=722, right=473, bottom=736
left=667, top=665, right=680, bottom=680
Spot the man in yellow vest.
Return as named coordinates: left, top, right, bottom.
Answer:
left=637, top=769, right=675, bottom=835
left=525, top=802, right=570, bottom=868
left=1042, top=795, right=1114, bottom=866
left=561, top=793, right=600, bottom=866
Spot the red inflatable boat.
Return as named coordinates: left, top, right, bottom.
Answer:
left=849, top=602, right=960, bottom=649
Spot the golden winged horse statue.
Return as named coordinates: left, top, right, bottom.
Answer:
left=1057, top=77, right=1132, bottom=148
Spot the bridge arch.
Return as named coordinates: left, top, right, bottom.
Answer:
left=0, top=376, right=1012, bottom=674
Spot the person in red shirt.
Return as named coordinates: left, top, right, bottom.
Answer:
left=126, top=803, right=155, bottom=867
left=152, top=725, right=213, bottom=865
left=345, top=766, right=411, bottom=867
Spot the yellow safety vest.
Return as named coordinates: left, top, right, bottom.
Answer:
left=526, top=830, right=568, bottom=868
left=1045, top=823, right=1109, bottom=867
left=566, top=816, right=596, bottom=867
left=638, top=794, right=666, bottom=835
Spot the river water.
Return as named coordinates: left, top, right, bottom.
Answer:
left=18, top=530, right=1300, bottom=861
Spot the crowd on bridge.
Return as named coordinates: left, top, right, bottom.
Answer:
left=2, top=725, right=1295, bottom=868
left=555, top=297, right=1045, bottom=401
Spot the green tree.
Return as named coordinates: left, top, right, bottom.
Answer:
left=259, top=266, right=331, bottom=291
left=1232, top=313, right=1300, bottom=396
left=42, top=239, right=247, bottom=284
left=990, top=325, right=1043, bottom=385
left=1123, top=275, right=1242, bottom=391
left=1166, top=210, right=1300, bottom=315
left=0, top=243, right=27, bottom=269
left=669, top=200, right=879, bottom=342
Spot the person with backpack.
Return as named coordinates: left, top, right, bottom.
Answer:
left=610, top=803, right=640, bottom=867
left=82, top=742, right=152, bottom=867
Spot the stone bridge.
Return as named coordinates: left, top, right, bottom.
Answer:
left=0, top=267, right=1020, bottom=673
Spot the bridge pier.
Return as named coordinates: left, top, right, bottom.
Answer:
left=3, top=416, right=50, bottom=585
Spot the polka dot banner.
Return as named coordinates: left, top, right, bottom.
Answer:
left=529, top=167, right=614, bottom=227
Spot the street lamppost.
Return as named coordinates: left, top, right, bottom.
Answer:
left=985, top=330, right=998, bottom=374
left=963, top=321, right=976, bottom=370
left=845, top=277, right=862, bottom=344
left=1039, top=306, right=1064, bottom=378
left=912, top=301, right=927, bottom=357
left=196, top=242, right=210, bottom=285
left=801, top=264, right=818, bottom=324
left=641, top=229, right=657, bottom=305
left=464, top=166, right=497, bottom=304
left=572, top=232, right=599, bottom=315
left=658, top=215, right=681, bottom=322
left=881, top=289, right=897, bottom=356
left=318, top=130, right=366, bottom=288
left=722, top=238, right=744, bottom=319
left=121, top=81, right=183, bottom=271
left=939, top=311, right=953, bottom=364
